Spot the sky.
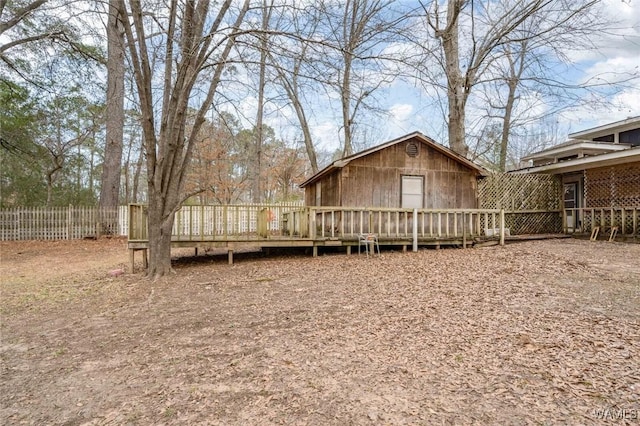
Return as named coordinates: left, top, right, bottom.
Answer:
left=261, top=0, right=640, bottom=158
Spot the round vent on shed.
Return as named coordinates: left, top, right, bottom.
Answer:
left=406, top=141, right=419, bottom=158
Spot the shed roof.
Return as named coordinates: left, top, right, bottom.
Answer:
left=299, top=131, right=486, bottom=188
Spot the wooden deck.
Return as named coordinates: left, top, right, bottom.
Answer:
left=126, top=204, right=640, bottom=271
left=127, top=204, right=523, bottom=271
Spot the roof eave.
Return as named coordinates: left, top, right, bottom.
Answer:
left=512, top=148, right=640, bottom=175
left=522, top=142, right=631, bottom=162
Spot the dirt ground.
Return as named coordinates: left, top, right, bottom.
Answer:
left=1, top=238, right=639, bottom=425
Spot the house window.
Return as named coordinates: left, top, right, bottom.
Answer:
left=401, top=175, right=423, bottom=209
left=620, top=128, right=640, bottom=146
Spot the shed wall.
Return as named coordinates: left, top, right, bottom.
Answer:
left=313, top=139, right=478, bottom=209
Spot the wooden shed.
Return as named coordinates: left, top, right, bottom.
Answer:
left=300, top=132, right=485, bottom=209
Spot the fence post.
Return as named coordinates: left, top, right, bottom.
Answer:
left=500, top=209, right=505, bottom=246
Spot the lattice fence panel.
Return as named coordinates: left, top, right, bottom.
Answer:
left=505, top=212, right=562, bottom=234
left=478, top=173, right=561, bottom=235
left=478, top=173, right=562, bottom=210
left=585, top=162, right=640, bottom=208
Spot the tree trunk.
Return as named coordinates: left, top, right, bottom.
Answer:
left=441, top=0, right=469, bottom=157
left=99, top=0, right=125, bottom=219
left=253, top=52, right=266, bottom=203
left=276, top=62, right=319, bottom=173
left=341, top=53, right=353, bottom=157
left=300, top=119, right=318, bottom=173
left=146, top=193, right=175, bottom=278
left=499, top=79, right=517, bottom=171
left=252, top=1, right=272, bottom=203
left=132, top=142, right=144, bottom=203
left=499, top=44, right=526, bottom=172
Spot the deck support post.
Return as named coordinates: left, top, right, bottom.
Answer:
left=129, top=248, right=148, bottom=273
left=228, top=249, right=233, bottom=265
left=313, top=246, right=318, bottom=257
left=346, top=245, right=351, bottom=255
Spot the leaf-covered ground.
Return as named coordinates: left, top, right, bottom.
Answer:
left=1, top=238, right=639, bottom=425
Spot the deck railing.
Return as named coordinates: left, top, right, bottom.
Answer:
left=309, top=207, right=503, bottom=240
left=128, top=203, right=305, bottom=241
left=563, top=207, right=639, bottom=235
left=128, top=204, right=518, bottom=243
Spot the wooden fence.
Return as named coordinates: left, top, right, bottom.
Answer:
left=0, top=206, right=128, bottom=241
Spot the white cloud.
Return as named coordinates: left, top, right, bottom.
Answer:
left=552, top=0, right=640, bottom=63
left=389, top=103, right=414, bottom=122
left=312, top=121, right=341, bottom=152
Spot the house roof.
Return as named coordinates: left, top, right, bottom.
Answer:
left=512, top=146, right=640, bottom=175
left=568, top=115, right=640, bottom=140
left=299, top=131, right=486, bottom=188
left=521, top=116, right=640, bottom=166
left=521, top=140, right=630, bottom=162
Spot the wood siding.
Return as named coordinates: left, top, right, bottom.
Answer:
left=312, top=138, right=478, bottom=209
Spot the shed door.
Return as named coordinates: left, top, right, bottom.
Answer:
left=401, top=176, right=424, bottom=209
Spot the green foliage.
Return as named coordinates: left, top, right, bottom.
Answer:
left=0, top=81, right=105, bottom=207
left=0, top=82, right=42, bottom=207
left=0, top=81, right=37, bottom=155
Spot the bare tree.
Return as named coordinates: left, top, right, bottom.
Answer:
left=317, top=0, right=405, bottom=157
left=117, top=0, right=250, bottom=278
left=476, top=0, right=631, bottom=171
left=418, top=0, right=581, bottom=157
left=250, top=0, right=274, bottom=203
left=266, top=3, right=321, bottom=173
